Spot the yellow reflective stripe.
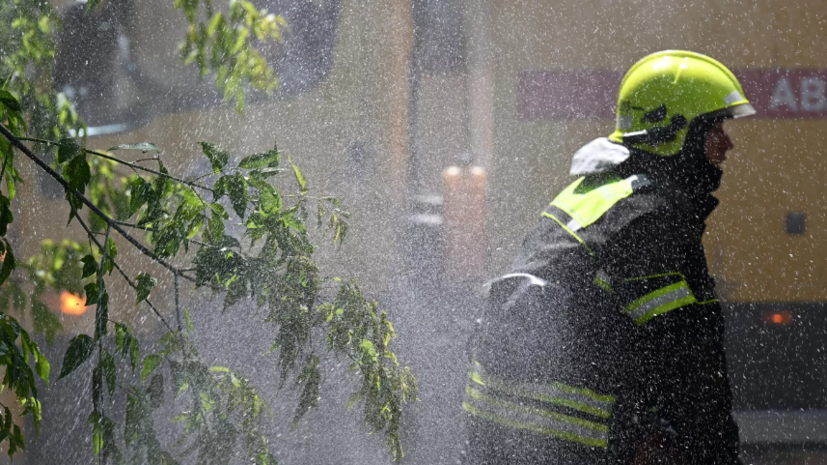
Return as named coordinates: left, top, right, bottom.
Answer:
left=466, top=387, right=609, bottom=433
left=593, top=275, right=613, bottom=293
left=469, top=369, right=486, bottom=387
left=550, top=176, right=634, bottom=229
left=624, top=272, right=685, bottom=283
left=625, top=280, right=689, bottom=314
left=542, top=212, right=595, bottom=256
left=462, top=402, right=608, bottom=448
left=624, top=280, right=697, bottom=325
left=696, top=298, right=720, bottom=305
left=469, top=363, right=614, bottom=418
left=463, top=390, right=610, bottom=449
left=635, top=294, right=696, bottom=325
left=548, top=381, right=616, bottom=404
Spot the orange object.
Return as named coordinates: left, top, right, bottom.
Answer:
left=766, top=311, right=793, bottom=326
left=60, top=291, right=89, bottom=316
left=443, top=165, right=487, bottom=280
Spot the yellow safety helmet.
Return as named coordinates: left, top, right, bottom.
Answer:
left=608, top=50, right=755, bottom=156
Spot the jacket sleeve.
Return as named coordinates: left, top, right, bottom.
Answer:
left=607, top=209, right=742, bottom=465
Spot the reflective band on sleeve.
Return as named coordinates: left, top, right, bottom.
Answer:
left=463, top=387, right=609, bottom=448
left=593, top=269, right=613, bottom=293
left=469, top=361, right=614, bottom=419
left=624, top=280, right=696, bottom=325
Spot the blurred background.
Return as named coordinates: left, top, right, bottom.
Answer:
left=11, top=0, right=827, bottom=463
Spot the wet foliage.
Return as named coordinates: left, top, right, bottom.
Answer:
left=0, top=0, right=416, bottom=462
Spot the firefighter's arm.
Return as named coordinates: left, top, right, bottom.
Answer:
left=641, top=302, right=741, bottom=465
left=609, top=211, right=741, bottom=464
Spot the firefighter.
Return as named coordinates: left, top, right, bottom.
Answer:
left=462, top=50, right=755, bottom=464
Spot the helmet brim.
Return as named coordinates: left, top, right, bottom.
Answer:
left=729, top=103, right=757, bottom=119
left=698, top=103, right=757, bottom=124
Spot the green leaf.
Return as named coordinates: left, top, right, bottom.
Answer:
left=213, top=175, right=228, bottom=202
left=34, top=348, right=51, bottom=384
left=101, top=349, right=116, bottom=399
left=248, top=177, right=280, bottom=213
left=168, top=360, right=186, bottom=397
left=292, top=354, right=320, bottom=427
left=239, top=150, right=279, bottom=169
left=0, top=240, right=14, bottom=286
left=128, top=177, right=151, bottom=216
left=0, top=195, right=12, bottom=237
left=200, top=142, right=229, bottom=174
left=249, top=167, right=282, bottom=178
left=207, top=209, right=226, bottom=244
left=5, top=175, right=15, bottom=201
left=0, top=90, right=21, bottom=112
left=184, top=308, right=193, bottom=333
left=290, top=159, right=307, bottom=193
left=226, top=173, right=248, bottom=218
left=59, top=334, right=95, bottom=380
left=223, top=275, right=247, bottom=310
left=207, top=11, right=224, bottom=36
left=115, top=323, right=127, bottom=352
left=81, top=254, right=98, bottom=278
left=135, top=273, right=157, bottom=305
left=105, top=238, right=117, bottom=275
left=141, top=354, right=162, bottom=382
left=88, top=411, right=103, bottom=456
left=63, top=154, right=91, bottom=194
left=129, top=338, right=140, bottom=371
left=84, top=282, right=99, bottom=306
left=86, top=0, right=104, bottom=11
left=147, top=373, right=164, bottom=409
left=124, top=395, right=139, bottom=445
left=57, top=138, right=82, bottom=163
left=108, top=142, right=160, bottom=153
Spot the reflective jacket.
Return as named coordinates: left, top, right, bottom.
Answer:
left=463, top=139, right=741, bottom=464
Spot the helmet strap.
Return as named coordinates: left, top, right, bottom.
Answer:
left=621, top=114, right=687, bottom=146
left=617, top=116, right=723, bottom=200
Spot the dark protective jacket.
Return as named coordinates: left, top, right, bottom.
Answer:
left=463, top=138, right=741, bottom=464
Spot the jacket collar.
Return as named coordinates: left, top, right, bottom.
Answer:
left=569, top=137, right=720, bottom=223
left=569, top=138, right=630, bottom=176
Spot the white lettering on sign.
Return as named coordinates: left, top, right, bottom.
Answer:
left=800, top=77, right=827, bottom=112
left=770, top=77, right=797, bottom=111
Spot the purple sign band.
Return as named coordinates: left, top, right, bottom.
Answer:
left=519, top=69, right=827, bottom=120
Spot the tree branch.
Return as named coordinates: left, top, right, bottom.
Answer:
left=0, top=124, right=196, bottom=283
left=0, top=145, right=10, bottom=185
left=175, top=272, right=182, bottom=332
left=95, top=223, right=112, bottom=340
left=17, top=136, right=213, bottom=193
left=70, top=205, right=176, bottom=334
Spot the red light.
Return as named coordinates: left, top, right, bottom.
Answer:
left=765, top=311, right=792, bottom=325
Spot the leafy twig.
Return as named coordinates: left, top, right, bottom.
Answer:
left=18, top=136, right=213, bottom=193
left=70, top=205, right=175, bottom=334
left=0, top=125, right=197, bottom=284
